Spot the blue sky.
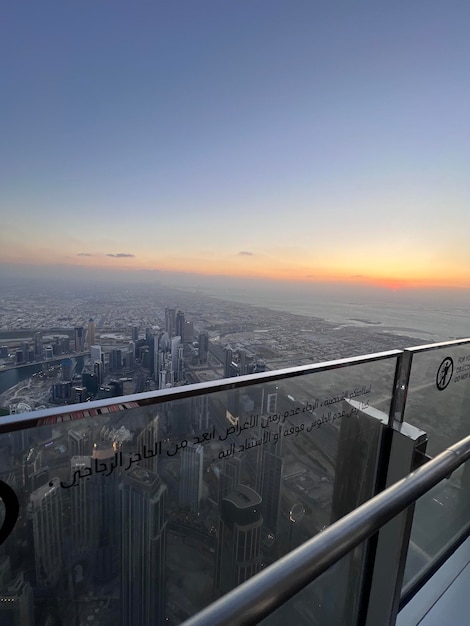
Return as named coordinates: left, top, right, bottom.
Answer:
left=1, top=1, right=469, bottom=288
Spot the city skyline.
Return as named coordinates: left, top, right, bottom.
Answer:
left=1, top=2, right=469, bottom=290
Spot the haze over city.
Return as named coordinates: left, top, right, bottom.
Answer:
left=1, top=1, right=469, bottom=294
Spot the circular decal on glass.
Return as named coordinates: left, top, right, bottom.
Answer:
left=0, top=480, right=19, bottom=546
left=436, top=357, right=453, bottom=391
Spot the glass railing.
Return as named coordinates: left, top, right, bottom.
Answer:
left=0, top=339, right=469, bottom=625
left=183, top=436, right=470, bottom=626
left=398, top=340, right=470, bottom=599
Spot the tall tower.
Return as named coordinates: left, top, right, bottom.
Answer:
left=175, top=310, right=185, bottom=340
left=87, top=317, right=95, bottom=348
left=121, top=468, right=167, bottom=626
left=136, top=415, right=160, bottom=473
left=198, top=331, right=209, bottom=364
left=164, top=308, right=176, bottom=338
left=216, top=485, right=263, bottom=595
left=29, top=478, right=63, bottom=588
left=70, top=456, right=99, bottom=558
left=74, top=326, right=84, bottom=352
left=224, top=348, right=234, bottom=379
left=171, top=336, right=181, bottom=378
left=33, top=332, right=42, bottom=359
left=259, top=450, right=283, bottom=536
left=0, top=569, right=35, bottom=626
left=178, top=443, right=204, bottom=511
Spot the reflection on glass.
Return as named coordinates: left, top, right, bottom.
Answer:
left=402, top=344, right=470, bottom=590
left=403, top=459, right=470, bottom=590
left=0, top=357, right=397, bottom=624
left=403, top=345, right=470, bottom=456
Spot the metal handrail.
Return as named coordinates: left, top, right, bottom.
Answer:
left=0, top=348, right=401, bottom=433
left=183, top=435, right=470, bottom=626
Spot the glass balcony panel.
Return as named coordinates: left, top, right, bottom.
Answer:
left=0, top=355, right=398, bottom=624
left=402, top=341, right=470, bottom=456
left=402, top=457, right=470, bottom=593
left=258, top=544, right=368, bottom=626
left=401, top=342, right=470, bottom=593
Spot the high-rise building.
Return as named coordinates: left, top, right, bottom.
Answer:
left=198, top=331, right=209, bottom=364
left=61, top=358, right=73, bottom=381
left=52, top=381, right=71, bottom=403
left=145, top=333, right=155, bottom=375
left=259, top=450, right=283, bottom=536
left=171, top=336, right=181, bottom=377
left=82, top=371, right=98, bottom=395
left=87, top=317, right=95, bottom=347
left=90, top=344, right=102, bottom=363
left=74, top=326, right=84, bottom=352
left=224, top=348, right=234, bottom=379
left=72, top=385, right=87, bottom=403
left=110, top=348, right=122, bottom=372
left=0, top=569, right=35, bottom=626
left=121, top=468, right=167, bottom=626
left=192, top=394, right=209, bottom=431
left=70, top=456, right=99, bottom=558
left=68, top=429, right=91, bottom=457
left=136, top=416, right=160, bottom=473
left=93, top=360, right=103, bottom=385
left=132, top=326, right=139, bottom=341
left=216, top=485, right=263, bottom=595
left=60, top=336, right=70, bottom=353
left=92, top=441, right=124, bottom=581
left=153, top=334, right=161, bottom=383
left=178, top=443, right=204, bottom=511
left=29, top=478, right=63, bottom=588
left=164, top=308, right=176, bottom=337
left=175, top=310, right=185, bottom=340
left=183, top=320, right=194, bottom=343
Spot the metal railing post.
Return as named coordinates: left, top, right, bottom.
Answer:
left=362, top=422, right=427, bottom=626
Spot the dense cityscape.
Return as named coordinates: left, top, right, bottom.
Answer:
left=0, top=283, right=424, bottom=416
left=0, top=282, right=433, bottom=625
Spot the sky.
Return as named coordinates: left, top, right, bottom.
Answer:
left=1, top=1, right=469, bottom=291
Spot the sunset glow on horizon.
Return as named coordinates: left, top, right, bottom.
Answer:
left=1, top=1, right=469, bottom=294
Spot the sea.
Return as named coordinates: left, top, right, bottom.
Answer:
left=204, top=285, right=470, bottom=344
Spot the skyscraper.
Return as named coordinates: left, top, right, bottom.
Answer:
left=121, top=468, right=167, bottom=626
left=87, top=317, right=95, bottom=347
left=224, top=348, right=234, bottom=379
left=90, top=344, right=102, bottom=363
left=110, top=348, right=122, bottom=372
left=29, top=478, right=63, bottom=588
left=164, top=308, right=176, bottom=338
left=60, top=358, right=73, bottom=381
left=175, top=310, right=185, bottom=340
left=136, top=415, right=160, bottom=473
left=33, top=332, right=42, bottom=359
left=216, top=485, right=263, bottom=595
left=0, top=568, right=35, bottom=626
left=183, top=320, right=194, bottom=343
left=70, top=456, right=99, bottom=558
left=74, top=326, right=84, bottom=352
left=178, top=443, right=204, bottom=511
left=259, top=450, right=283, bottom=536
left=198, top=331, right=209, bottom=364
left=171, top=336, right=181, bottom=378
left=93, top=360, right=103, bottom=385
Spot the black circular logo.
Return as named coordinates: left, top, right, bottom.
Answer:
left=0, top=480, right=19, bottom=546
left=436, top=357, right=453, bottom=391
